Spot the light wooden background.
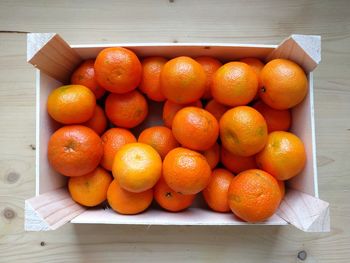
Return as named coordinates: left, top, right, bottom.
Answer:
left=0, top=0, right=349, bottom=262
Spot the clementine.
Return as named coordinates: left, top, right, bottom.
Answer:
left=204, top=99, right=229, bottom=122
left=82, top=105, right=107, bottom=135
left=221, top=146, right=257, bottom=174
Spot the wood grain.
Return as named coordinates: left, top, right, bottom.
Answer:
left=0, top=0, right=350, bottom=262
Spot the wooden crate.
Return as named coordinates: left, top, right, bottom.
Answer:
left=25, top=33, right=329, bottom=232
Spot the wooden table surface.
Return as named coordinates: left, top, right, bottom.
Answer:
left=0, top=0, right=349, bottom=262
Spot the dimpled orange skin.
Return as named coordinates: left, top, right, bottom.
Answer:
left=240, top=58, right=265, bottom=89
left=221, top=146, right=257, bottom=174
left=195, top=56, right=223, bottom=99
left=253, top=100, right=292, bottom=133
left=162, top=100, right=203, bottom=128
left=256, top=131, right=306, bottom=181
left=202, top=168, right=235, bottom=212
left=160, top=56, right=207, bottom=104
left=260, top=58, right=308, bottom=110
left=163, top=147, right=211, bottom=195
left=172, top=107, right=219, bottom=151
left=105, top=90, right=148, bottom=128
left=220, top=106, right=268, bottom=157
left=82, top=105, right=107, bottom=135
left=112, top=143, right=162, bottom=193
left=212, top=62, right=258, bottom=107
left=68, top=167, right=112, bottom=207
left=154, top=177, right=195, bottom=212
left=47, top=84, right=96, bottom=124
left=138, top=126, right=179, bottom=159
left=107, top=179, right=153, bottom=215
left=94, top=47, right=142, bottom=94
left=202, top=142, right=220, bottom=169
left=70, top=59, right=106, bottom=99
left=100, top=128, right=137, bottom=171
left=228, top=169, right=282, bottom=222
left=278, top=180, right=285, bottom=199
left=48, top=125, right=103, bottom=177
left=139, top=57, right=167, bottom=102
left=204, top=99, right=229, bottom=122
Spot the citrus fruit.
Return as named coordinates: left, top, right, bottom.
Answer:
left=68, top=167, right=112, bottom=207
left=70, top=59, right=106, bottom=99
left=256, top=131, right=306, bottom=180
left=172, top=107, right=219, bottom=151
left=94, top=47, right=142, bottom=94
left=220, top=106, right=268, bottom=156
left=203, top=168, right=235, bottom=212
left=112, top=143, right=162, bottom=193
left=139, top=56, right=167, bottom=102
left=240, top=57, right=264, bottom=90
left=278, top=180, right=285, bottom=199
left=228, top=169, right=282, bottom=222
left=48, top=125, right=103, bottom=177
left=107, top=179, right=153, bottom=215
left=163, top=147, right=211, bottom=195
left=162, top=99, right=202, bottom=128
left=82, top=105, right=107, bottom=135
left=202, top=142, right=220, bottom=169
left=260, top=58, right=308, bottom=109
left=212, top=62, right=258, bottom=106
left=100, top=128, right=137, bottom=171
left=105, top=90, right=148, bottom=128
left=221, top=146, right=257, bottom=174
left=154, top=177, right=195, bottom=212
left=138, top=126, right=179, bottom=159
left=160, top=56, right=206, bottom=104
left=253, top=100, right=292, bottom=132
left=204, top=99, right=229, bottom=122
left=195, top=56, right=222, bottom=99
left=47, top=84, right=96, bottom=124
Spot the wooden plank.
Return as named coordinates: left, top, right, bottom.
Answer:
left=27, top=33, right=82, bottom=83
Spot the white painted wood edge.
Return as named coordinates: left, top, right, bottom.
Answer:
left=266, top=34, right=321, bottom=72
left=277, top=189, right=330, bottom=232
left=24, top=188, right=86, bottom=231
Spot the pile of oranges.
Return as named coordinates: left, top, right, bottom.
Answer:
left=47, top=47, right=308, bottom=223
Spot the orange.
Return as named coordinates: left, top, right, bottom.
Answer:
left=139, top=57, right=167, bottom=102
left=47, top=84, right=96, bottom=124
left=107, top=179, right=153, bottom=215
left=256, top=131, right=306, bottom=181
left=240, top=58, right=264, bottom=89
left=202, top=142, right=220, bottom=169
left=162, top=100, right=202, bottom=128
left=228, top=169, right=282, bottom=222
left=163, top=147, right=211, bottom=195
left=94, top=47, right=142, bottom=94
left=220, top=106, right=268, bottom=156
left=195, top=56, right=222, bottom=99
left=112, top=143, right=162, bottom=193
left=204, top=99, right=229, bottom=122
left=260, top=58, right=308, bottom=110
left=278, top=180, right=285, bottom=199
left=212, top=62, right=258, bottom=106
left=138, top=126, right=179, bottom=159
left=100, top=128, right=137, bottom=171
left=154, top=177, right=195, bottom=212
left=82, top=105, right=107, bottom=135
left=70, top=59, right=106, bottom=99
left=253, top=100, right=292, bottom=132
left=172, top=107, right=219, bottom=151
left=160, top=56, right=206, bottom=104
left=68, top=167, right=112, bottom=207
left=221, top=146, right=257, bottom=174
left=105, top=90, right=148, bottom=128
left=203, top=168, right=235, bottom=212
left=48, top=125, right=103, bottom=177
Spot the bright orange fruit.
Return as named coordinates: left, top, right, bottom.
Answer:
left=162, top=100, right=202, bottom=128
left=82, top=105, right=107, bottom=135
left=221, top=146, right=257, bottom=174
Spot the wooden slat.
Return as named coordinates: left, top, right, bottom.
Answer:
left=27, top=33, right=82, bottom=83
left=25, top=188, right=85, bottom=231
